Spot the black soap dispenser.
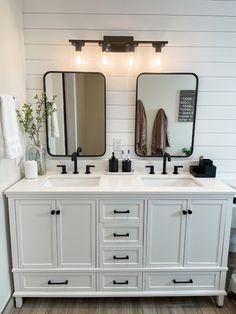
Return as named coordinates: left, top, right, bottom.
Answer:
left=109, top=152, right=118, bottom=172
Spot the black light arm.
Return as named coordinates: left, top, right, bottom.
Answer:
left=69, top=36, right=168, bottom=53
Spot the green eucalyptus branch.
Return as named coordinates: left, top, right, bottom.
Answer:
left=16, top=93, right=57, bottom=146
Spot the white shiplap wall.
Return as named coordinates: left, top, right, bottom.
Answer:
left=23, top=0, right=236, bottom=177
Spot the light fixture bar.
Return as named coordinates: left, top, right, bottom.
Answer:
left=69, top=37, right=168, bottom=53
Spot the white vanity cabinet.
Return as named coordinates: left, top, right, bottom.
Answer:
left=147, top=199, right=227, bottom=268
left=6, top=186, right=233, bottom=308
left=14, top=199, right=57, bottom=269
left=13, top=199, right=96, bottom=269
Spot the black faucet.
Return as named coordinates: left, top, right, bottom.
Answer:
left=71, top=146, right=82, bottom=174
left=162, top=152, right=171, bottom=175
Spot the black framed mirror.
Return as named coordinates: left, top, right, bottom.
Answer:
left=44, top=71, right=106, bottom=157
left=135, top=73, right=198, bottom=157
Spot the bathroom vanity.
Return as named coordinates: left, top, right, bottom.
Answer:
left=5, top=173, right=234, bottom=308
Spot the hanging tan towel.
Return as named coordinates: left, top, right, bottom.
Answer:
left=135, top=99, right=147, bottom=156
left=151, top=108, right=170, bottom=156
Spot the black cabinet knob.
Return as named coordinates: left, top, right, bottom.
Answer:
left=188, top=210, right=192, bottom=215
left=50, top=210, right=55, bottom=215
left=56, top=210, right=60, bottom=215
left=182, top=210, right=187, bottom=215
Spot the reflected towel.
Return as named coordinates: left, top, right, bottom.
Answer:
left=0, top=95, right=22, bottom=159
left=50, top=102, right=59, bottom=138
left=135, top=99, right=147, bottom=156
left=151, top=108, right=170, bottom=156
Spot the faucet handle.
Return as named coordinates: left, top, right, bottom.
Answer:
left=77, top=146, right=82, bottom=156
left=173, top=165, right=183, bottom=175
left=145, top=165, right=155, bottom=175
left=57, top=165, right=67, bottom=174
left=85, top=165, right=95, bottom=174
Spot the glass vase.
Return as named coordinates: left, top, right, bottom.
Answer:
left=25, top=144, right=47, bottom=175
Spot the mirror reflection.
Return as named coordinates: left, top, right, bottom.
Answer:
left=135, top=73, right=198, bottom=157
left=44, top=72, right=106, bottom=157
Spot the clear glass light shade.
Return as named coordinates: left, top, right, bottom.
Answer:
left=102, top=53, right=109, bottom=66
left=128, top=52, right=135, bottom=67
left=155, top=52, right=161, bottom=67
left=75, top=51, right=82, bottom=66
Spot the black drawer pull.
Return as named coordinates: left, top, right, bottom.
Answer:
left=113, top=255, right=129, bottom=260
left=113, top=280, right=129, bottom=285
left=173, top=279, right=193, bottom=284
left=48, top=280, right=68, bottom=285
left=113, top=233, right=129, bottom=237
left=114, top=210, right=130, bottom=214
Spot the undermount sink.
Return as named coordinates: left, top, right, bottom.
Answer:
left=141, top=177, right=201, bottom=188
left=42, top=176, right=101, bottom=188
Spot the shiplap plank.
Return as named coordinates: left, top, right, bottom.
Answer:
left=107, top=91, right=136, bottom=105
left=107, top=119, right=135, bottom=133
left=198, top=92, right=236, bottom=106
left=107, top=105, right=135, bottom=119
left=197, top=106, right=236, bottom=119
left=199, top=78, right=236, bottom=92
left=26, top=74, right=43, bottom=90
left=23, top=14, right=236, bottom=32
left=107, top=133, right=134, bottom=146
left=25, top=59, right=236, bottom=77
left=213, top=160, right=236, bottom=173
left=193, top=146, right=236, bottom=160
left=195, top=133, right=236, bottom=146
left=196, top=120, right=236, bottom=133
left=23, top=0, right=236, bottom=16
left=26, top=75, right=236, bottom=98
left=25, top=45, right=236, bottom=64
left=24, top=29, right=236, bottom=47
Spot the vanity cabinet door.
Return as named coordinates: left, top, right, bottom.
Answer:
left=146, top=200, right=187, bottom=267
left=184, top=200, right=226, bottom=267
left=15, top=200, right=57, bottom=269
left=56, top=200, right=96, bottom=268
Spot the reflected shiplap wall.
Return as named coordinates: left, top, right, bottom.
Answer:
left=23, top=0, right=236, bottom=177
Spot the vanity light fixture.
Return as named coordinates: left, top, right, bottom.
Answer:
left=152, top=42, right=167, bottom=67
left=69, top=37, right=168, bottom=67
left=70, top=40, right=85, bottom=66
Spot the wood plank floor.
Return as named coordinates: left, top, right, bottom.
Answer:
left=6, top=295, right=236, bottom=314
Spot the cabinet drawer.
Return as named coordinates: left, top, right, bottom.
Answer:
left=99, top=272, right=142, bottom=291
left=100, top=247, right=142, bottom=268
left=19, top=272, right=96, bottom=292
left=100, top=200, right=144, bottom=222
left=100, top=223, right=143, bottom=245
left=144, top=272, right=220, bottom=291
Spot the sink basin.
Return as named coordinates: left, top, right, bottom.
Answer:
left=141, top=177, right=201, bottom=188
left=42, top=176, right=101, bottom=188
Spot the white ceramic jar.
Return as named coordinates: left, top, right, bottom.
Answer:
left=24, top=160, right=38, bottom=179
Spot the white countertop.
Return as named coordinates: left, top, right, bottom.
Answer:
left=5, top=172, right=236, bottom=196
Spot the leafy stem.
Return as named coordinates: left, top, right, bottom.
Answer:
left=16, top=93, right=57, bottom=147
